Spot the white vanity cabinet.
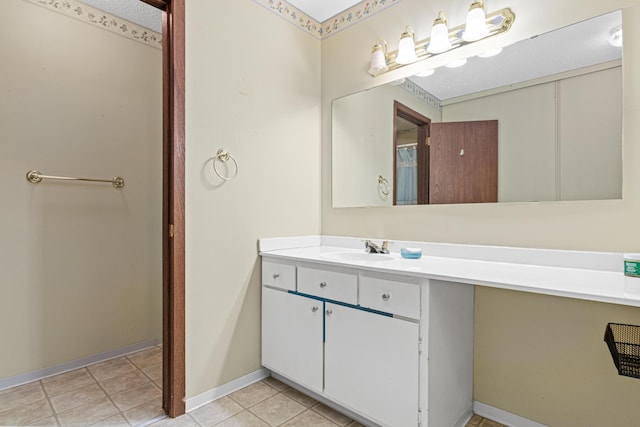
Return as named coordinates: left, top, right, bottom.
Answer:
left=261, top=258, right=474, bottom=427
left=261, top=287, right=324, bottom=393
left=324, top=303, right=420, bottom=427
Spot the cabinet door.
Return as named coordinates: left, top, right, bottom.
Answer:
left=324, top=303, right=420, bottom=427
left=261, top=287, right=323, bottom=393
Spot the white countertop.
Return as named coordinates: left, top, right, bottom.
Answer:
left=259, top=236, right=640, bottom=308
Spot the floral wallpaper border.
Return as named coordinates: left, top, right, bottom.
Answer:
left=27, top=0, right=401, bottom=43
left=253, top=0, right=404, bottom=39
left=23, top=0, right=162, bottom=50
left=400, top=79, right=441, bottom=110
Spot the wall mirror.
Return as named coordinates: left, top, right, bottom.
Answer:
left=332, top=10, right=623, bottom=207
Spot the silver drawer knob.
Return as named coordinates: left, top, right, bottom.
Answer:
left=320, top=281, right=327, bottom=288
left=272, top=273, right=280, bottom=279
left=326, top=309, right=333, bottom=316
left=382, top=293, right=391, bottom=302
left=312, top=306, right=319, bottom=313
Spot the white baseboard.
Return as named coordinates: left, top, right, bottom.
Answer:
left=185, top=368, right=270, bottom=412
left=474, top=401, right=548, bottom=427
left=0, top=339, right=161, bottom=391
left=453, top=405, right=474, bottom=427
left=187, top=373, right=532, bottom=427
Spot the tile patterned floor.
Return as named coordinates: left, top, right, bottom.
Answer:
left=155, top=377, right=364, bottom=427
left=0, top=349, right=504, bottom=426
left=143, top=376, right=504, bottom=427
left=0, top=347, right=163, bottom=426
left=466, top=414, right=506, bottom=427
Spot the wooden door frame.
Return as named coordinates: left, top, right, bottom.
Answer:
left=141, top=0, right=186, bottom=418
left=393, top=101, right=431, bottom=205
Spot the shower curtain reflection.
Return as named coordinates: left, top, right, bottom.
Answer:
left=396, top=146, right=418, bottom=205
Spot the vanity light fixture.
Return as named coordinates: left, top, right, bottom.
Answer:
left=609, top=26, right=623, bottom=47
left=427, top=12, right=453, bottom=54
left=368, top=38, right=389, bottom=75
left=368, top=4, right=515, bottom=77
left=462, top=1, right=490, bottom=41
left=395, top=26, right=419, bottom=64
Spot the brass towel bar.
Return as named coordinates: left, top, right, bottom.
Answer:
left=26, top=170, right=125, bottom=188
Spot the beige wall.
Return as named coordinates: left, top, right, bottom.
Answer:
left=321, top=0, right=640, bottom=425
left=443, top=66, right=622, bottom=202
left=559, top=67, right=623, bottom=200
left=0, top=0, right=162, bottom=379
left=332, top=84, right=442, bottom=207
left=475, top=288, right=640, bottom=427
left=185, top=1, right=321, bottom=398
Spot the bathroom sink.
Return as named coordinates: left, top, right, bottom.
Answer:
left=320, top=251, right=394, bottom=262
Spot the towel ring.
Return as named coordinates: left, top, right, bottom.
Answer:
left=213, top=148, right=238, bottom=180
left=378, top=175, right=390, bottom=196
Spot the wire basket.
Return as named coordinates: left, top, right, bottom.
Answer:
left=604, top=323, right=640, bottom=379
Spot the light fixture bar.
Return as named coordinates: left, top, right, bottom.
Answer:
left=370, top=7, right=515, bottom=76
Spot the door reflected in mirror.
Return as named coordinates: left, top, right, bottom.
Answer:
left=332, top=10, right=623, bottom=208
left=394, top=102, right=429, bottom=205
left=393, top=102, right=499, bottom=205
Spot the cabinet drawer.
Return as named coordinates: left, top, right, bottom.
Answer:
left=297, top=267, right=357, bottom=304
left=359, top=276, right=420, bottom=319
left=262, top=260, right=296, bottom=291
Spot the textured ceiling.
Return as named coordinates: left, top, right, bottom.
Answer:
left=286, top=0, right=363, bottom=22
left=81, top=0, right=162, bottom=32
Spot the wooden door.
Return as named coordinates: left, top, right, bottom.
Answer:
left=262, top=288, right=324, bottom=393
left=324, top=304, right=420, bottom=427
left=429, top=120, right=498, bottom=204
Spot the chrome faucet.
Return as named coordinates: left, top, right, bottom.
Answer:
left=364, top=240, right=389, bottom=254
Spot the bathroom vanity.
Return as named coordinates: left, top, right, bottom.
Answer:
left=260, top=236, right=636, bottom=427
left=262, top=257, right=473, bottom=427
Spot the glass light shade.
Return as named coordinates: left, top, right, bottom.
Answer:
left=445, top=58, right=468, bottom=68
left=427, top=13, right=452, bottom=54
left=463, top=1, right=489, bottom=42
left=368, top=43, right=389, bottom=75
left=395, top=27, right=419, bottom=64
left=609, top=27, right=623, bottom=47
left=415, top=69, right=435, bottom=77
